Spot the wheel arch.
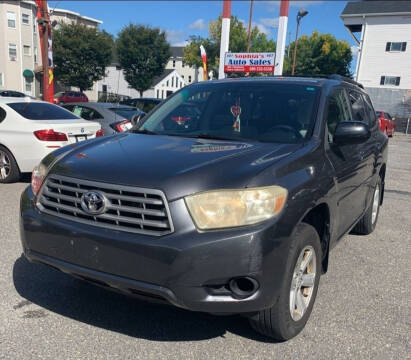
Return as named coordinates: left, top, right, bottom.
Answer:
left=300, top=203, right=331, bottom=274
left=0, top=142, right=22, bottom=178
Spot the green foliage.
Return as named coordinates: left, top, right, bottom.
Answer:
left=53, top=23, right=113, bottom=91
left=183, top=16, right=275, bottom=77
left=285, top=31, right=352, bottom=77
left=116, top=24, right=171, bottom=96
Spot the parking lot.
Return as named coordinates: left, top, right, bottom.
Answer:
left=0, top=136, right=410, bottom=360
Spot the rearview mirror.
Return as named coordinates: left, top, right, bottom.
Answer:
left=334, top=121, right=370, bottom=145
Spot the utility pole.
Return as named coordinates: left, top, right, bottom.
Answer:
left=274, top=0, right=289, bottom=76
left=35, top=0, right=54, bottom=102
left=218, top=0, right=231, bottom=79
left=246, top=0, right=254, bottom=53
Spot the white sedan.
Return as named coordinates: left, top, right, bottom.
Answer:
left=0, top=97, right=103, bottom=183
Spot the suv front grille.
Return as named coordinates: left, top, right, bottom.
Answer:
left=37, top=175, right=174, bottom=236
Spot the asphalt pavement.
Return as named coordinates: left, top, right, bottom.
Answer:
left=0, top=136, right=410, bottom=360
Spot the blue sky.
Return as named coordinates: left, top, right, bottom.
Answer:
left=48, top=1, right=357, bottom=62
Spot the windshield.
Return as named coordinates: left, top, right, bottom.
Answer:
left=139, top=82, right=320, bottom=143
left=110, top=107, right=142, bottom=120
left=8, top=102, right=79, bottom=120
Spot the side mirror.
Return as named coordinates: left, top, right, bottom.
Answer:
left=334, top=121, right=370, bottom=145
left=131, top=112, right=146, bottom=126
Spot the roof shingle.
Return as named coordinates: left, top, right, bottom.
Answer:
left=342, top=1, right=411, bottom=16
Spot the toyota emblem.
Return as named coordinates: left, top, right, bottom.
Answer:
left=81, top=191, right=107, bottom=215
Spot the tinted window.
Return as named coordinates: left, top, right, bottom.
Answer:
left=140, top=83, right=320, bottom=144
left=385, top=113, right=392, bottom=120
left=71, top=105, right=103, bottom=120
left=0, top=106, right=6, bottom=123
left=326, top=89, right=351, bottom=143
left=362, top=95, right=376, bottom=127
left=376, top=111, right=382, bottom=118
left=141, top=101, right=160, bottom=113
left=348, top=90, right=367, bottom=123
left=109, top=107, right=142, bottom=120
left=8, top=102, right=79, bottom=120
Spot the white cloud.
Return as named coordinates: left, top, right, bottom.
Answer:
left=256, top=23, right=271, bottom=36
left=259, top=18, right=279, bottom=29
left=351, top=45, right=359, bottom=57
left=165, top=29, right=186, bottom=46
left=188, top=18, right=206, bottom=31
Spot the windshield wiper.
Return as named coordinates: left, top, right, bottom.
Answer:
left=132, top=129, right=158, bottom=135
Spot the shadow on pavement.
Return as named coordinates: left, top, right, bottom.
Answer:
left=13, top=255, right=278, bottom=343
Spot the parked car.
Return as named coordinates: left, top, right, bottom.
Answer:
left=20, top=75, right=388, bottom=341
left=0, top=90, right=27, bottom=98
left=63, top=103, right=145, bottom=135
left=0, top=98, right=102, bottom=183
left=119, top=97, right=162, bottom=113
left=376, top=111, right=395, bottom=137
left=54, top=91, right=88, bottom=105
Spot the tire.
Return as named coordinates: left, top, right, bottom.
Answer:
left=352, top=178, right=381, bottom=235
left=0, top=145, right=21, bottom=183
left=249, top=223, right=322, bottom=341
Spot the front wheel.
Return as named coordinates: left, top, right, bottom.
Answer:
left=249, top=223, right=321, bottom=341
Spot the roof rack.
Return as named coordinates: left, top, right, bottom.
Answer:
left=328, top=74, right=364, bottom=89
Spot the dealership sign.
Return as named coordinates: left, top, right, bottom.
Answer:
left=224, top=52, right=275, bottom=73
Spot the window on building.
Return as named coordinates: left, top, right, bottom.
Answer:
left=380, top=76, right=401, bottom=86
left=22, top=13, right=30, bottom=25
left=8, top=44, right=17, bottom=60
left=34, top=47, right=38, bottom=64
left=181, top=75, right=184, bottom=79
left=171, top=77, right=174, bottom=87
left=161, top=90, right=164, bottom=98
left=157, top=89, right=159, bottom=98
left=188, top=75, right=192, bottom=83
left=7, top=12, right=16, bottom=28
left=23, top=45, right=31, bottom=56
left=180, top=81, right=183, bottom=88
left=167, top=80, right=169, bottom=87
left=25, top=82, right=32, bottom=94
left=173, top=60, right=176, bottom=68
left=182, top=62, right=185, bottom=68
left=386, top=42, right=407, bottom=52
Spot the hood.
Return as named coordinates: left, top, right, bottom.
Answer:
left=50, top=133, right=300, bottom=200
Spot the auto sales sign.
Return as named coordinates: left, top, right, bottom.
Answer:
left=224, top=52, right=275, bottom=73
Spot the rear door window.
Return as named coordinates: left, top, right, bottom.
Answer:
left=362, top=95, right=377, bottom=128
left=347, top=90, right=367, bottom=124
left=0, top=106, right=6, bottom=123
left=7, top=102, right=79, bottom=120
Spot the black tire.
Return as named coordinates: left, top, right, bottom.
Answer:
left=352, top=178, right=381, bottom=235
left=249, top=223, right=322, bottom=341
left=0, top=145, right=21, bottom=183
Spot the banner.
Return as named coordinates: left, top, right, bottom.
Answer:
left=224, top=52, right=275, bottom=73
left=200, top=45, right=208, bottom=81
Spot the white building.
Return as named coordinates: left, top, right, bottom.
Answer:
left=166, top=46, right=203, bottom=84
left=99, top=46, right=203, bottom=101
left=0, top=0, right=101, bottom=98
left=341, top=1, right=411, bottom=117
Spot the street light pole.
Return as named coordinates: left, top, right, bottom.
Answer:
left=246, top=0, right=254, bottom=53
left=291, top=9, right=308, bottom=76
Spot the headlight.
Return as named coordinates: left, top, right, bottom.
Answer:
left=185, top=186, right=288, bottom=230
left=31, top=163, right=48, bottom=196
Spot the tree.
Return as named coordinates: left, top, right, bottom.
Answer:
left=53, top=23, right=113, bottom=92
left=116, top=25, right=171, bottom=97
left=285, top=31, right=352, bottom=77
left=183, top=16, right=275, bottom=77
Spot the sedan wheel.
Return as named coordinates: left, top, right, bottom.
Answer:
left=371, top=184, right=380, bottom=225
left=290, top=245, right=317, bottom=321
left=0, top=150, right=11, bottom=180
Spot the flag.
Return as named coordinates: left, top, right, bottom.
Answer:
left=200, top=45, right=208, bottom=81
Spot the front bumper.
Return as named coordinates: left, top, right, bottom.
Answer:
left=20, top=186, right=292, bottom=314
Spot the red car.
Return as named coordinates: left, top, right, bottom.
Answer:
left=54, top=91, right=88, bottom=105
left=376, top=111, right=395, bottom=137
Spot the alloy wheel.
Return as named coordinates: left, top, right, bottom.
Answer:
left=371, top=184, right=380, bottom=225
left=290, top=245, right=317, bottom=321
left=0, top=150, right=11, bottom=180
